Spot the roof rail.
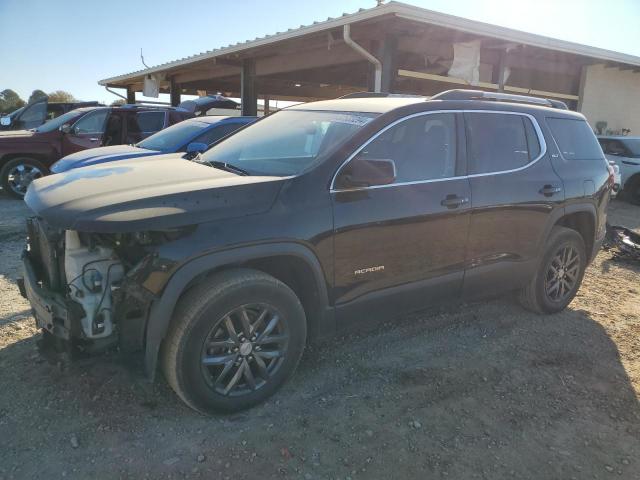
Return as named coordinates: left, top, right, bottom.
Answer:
left=431, top=89, right=568, bottom=110
left=339, top=91, right=426, bottom=99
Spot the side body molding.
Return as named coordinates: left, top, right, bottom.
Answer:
left=143, top=242, right=332, bottom=379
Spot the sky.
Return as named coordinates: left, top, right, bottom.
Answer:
left=1, top=0, right=639, bottom=105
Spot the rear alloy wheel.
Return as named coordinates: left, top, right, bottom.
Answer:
left=1, top=157, right=47, bottom=199
left=519, top=226, right=587, bottom=314
left=161, top=269, right=306, bottom=414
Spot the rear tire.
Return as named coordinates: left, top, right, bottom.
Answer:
left=161, top=269, right=307, bottom=414
left=623, top=175, right=640, bottom=205
left=518, top=226, right=587, bottom=314
left=0, top=157, right=47, bottom=199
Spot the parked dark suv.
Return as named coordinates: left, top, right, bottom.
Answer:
left=19, top=90, right=612, bottom=414
left=0, top=104, right=193, bottom=198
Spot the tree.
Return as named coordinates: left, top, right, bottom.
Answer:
left=110, top=98, right=126, bottom=106
left=48, top=90, right=76, bottom=103
left=28, top=89, right=47, bottom=104
left=0, top=89, right=25, bottom=114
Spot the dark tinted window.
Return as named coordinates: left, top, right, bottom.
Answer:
left=193, top=122, right=244, bottom=146
left=357, top=113, right=457, bottom=183
left=599, top=139, right=628, bottom=156
left=547, top=118, right=603, bottom=160
left=466, top=113, right=539, bottom=174
left=134, top=111, right=165, bottom=133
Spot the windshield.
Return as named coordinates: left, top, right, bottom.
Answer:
left=137, top=119, right=210, bottom=151
left=35, top=109, right=84, bottom=133
left=199, top=110, right=378, bottom=176
left=623, top=139, right=640, bottom=157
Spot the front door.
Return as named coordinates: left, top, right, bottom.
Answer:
left=331, top=112, right=471, bottom=324
left=61, top=109, right=110, bottom=156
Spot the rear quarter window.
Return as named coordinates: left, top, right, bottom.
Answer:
left=546, top=117, right=603, bottom=160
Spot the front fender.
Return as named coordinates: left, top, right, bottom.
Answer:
left=143, top=242, right=331, bottom=379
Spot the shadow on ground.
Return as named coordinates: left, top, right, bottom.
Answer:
left=0, top=298, right=638, bottom=479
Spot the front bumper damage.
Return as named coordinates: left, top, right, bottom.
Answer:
left=19, top=251, right=82, bottom=341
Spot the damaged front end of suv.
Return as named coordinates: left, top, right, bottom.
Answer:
left=19, top=220, right=189, bottom=354
left=17, top=156, right=284, bottom=368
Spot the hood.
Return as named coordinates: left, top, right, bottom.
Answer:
left=51, top=145, right=159, bottom=173
left=25, top=156, right=285, bottom=233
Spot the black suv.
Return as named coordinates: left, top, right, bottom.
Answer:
left=19, top=90, right=612, bottom=413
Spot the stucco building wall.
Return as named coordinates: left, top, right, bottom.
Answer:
left=579, top=64, right=640, bottom=135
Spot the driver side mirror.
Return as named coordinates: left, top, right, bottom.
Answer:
left=186, top=142, right=208, bottom=154
left=60, top=124, right=72, bottom=134
left=335, top=157, right=396, bottom=190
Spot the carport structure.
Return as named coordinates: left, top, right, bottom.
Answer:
left=99, top=2, right=640, bottom=131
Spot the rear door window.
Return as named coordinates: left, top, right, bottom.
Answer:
left=465, top=113, right=540, bottom=175
left=126, top=111, right=166, bottom=143
left=547, top=118, right=603, bottom=160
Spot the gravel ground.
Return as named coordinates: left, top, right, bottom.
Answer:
left=0, top=193, right=639, bottom=480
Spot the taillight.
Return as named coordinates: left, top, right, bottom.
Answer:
left=607, top=163, right=615, bottom=188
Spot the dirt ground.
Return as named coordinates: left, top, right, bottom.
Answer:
left=0, top=193, right=639, bottom=480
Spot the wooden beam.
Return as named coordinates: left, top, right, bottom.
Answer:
left=397, top=69, right=579, bottom=100
left=255, top=43, right=365, bottom=76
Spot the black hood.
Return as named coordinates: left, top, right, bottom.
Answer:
left=25, top=156, right=284, bottom=233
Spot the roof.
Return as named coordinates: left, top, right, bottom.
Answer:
left=190, top=115, right=256, bottom=124
left=100, top=1, right=640, bottom=86
left=288, top=96, right=427, bottom=113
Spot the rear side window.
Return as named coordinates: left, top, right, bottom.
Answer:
left=547, top=118, right=603, bottom=160
left=465, top=113, right=540, bottom=175
left=134, top=111, right=165, bottom=133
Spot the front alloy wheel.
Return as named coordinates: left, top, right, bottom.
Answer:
left=201, top=304, right=289, bottom=396
left=162, top=269, right=306, bottom=414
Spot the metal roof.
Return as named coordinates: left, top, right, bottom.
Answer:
left=99, top=1, right=640, bottom=86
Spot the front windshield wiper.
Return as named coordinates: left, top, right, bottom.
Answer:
left=192, top=153, right=249, bottom=176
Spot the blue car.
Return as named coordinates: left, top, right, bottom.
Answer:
left=51, top=115, right=256, bottom=173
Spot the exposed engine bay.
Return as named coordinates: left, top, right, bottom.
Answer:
left=64, top=230, right=124, bottom=339
left=20, top=217, right=175, bottom=353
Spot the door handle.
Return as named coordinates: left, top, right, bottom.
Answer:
left=89, top=137, right=99, bottom=142
left=440, top=194, right=469, bottom=209
left=539, top=185, right=562, bottom=197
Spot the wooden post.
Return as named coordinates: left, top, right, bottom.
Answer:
left=380, top=34, right=398, bottom=93
left=241, top=59, right=258, bottom=116
left=264, top=96, right=270, bottom=115
left=170, top=77, right=181, bottom=107
left=126, top=87, right=136, bottom=104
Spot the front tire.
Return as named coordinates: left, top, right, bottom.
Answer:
left=519, top=226, right=587, bottom=314
left=0, top=157, right=47, bottom=199
left=161, top=269, right=307, bottom=414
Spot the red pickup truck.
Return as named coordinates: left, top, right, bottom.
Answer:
left=0, top=104, right=193, bottom=198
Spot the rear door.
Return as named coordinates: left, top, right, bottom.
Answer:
left=546, top=117, right=610, bottom=251
left=61, top=109, right=110, bottom=155
left=13, top=100, right=48, bottom=130
left=331, top=112, right=471, bottom=322
left=462, top=111, right=563, bottom=298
